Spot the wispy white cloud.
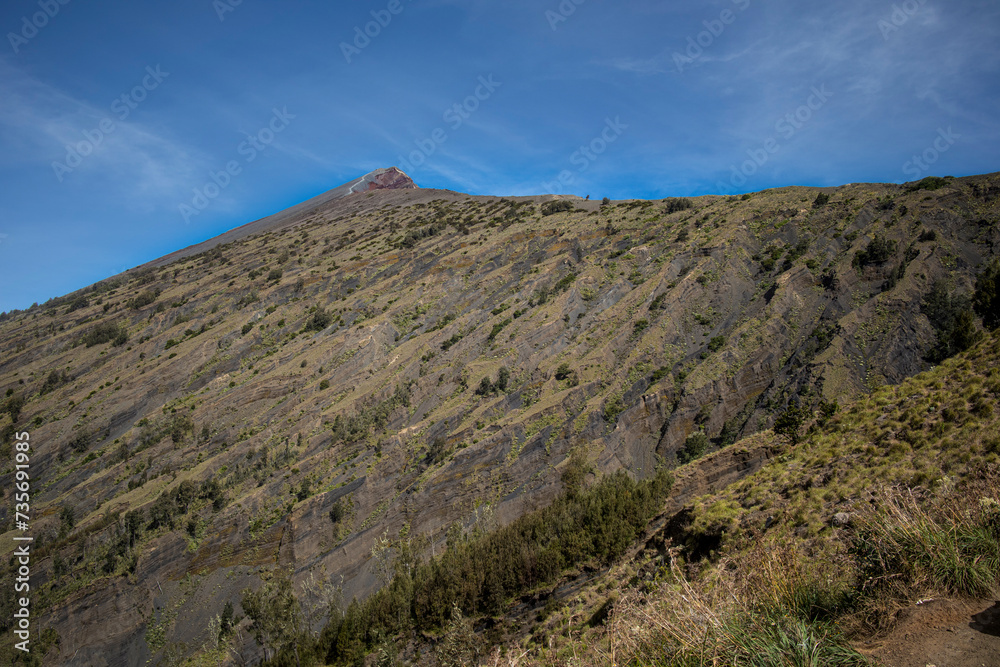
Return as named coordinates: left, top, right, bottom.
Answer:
left=0, top=58, right=205, bottom=205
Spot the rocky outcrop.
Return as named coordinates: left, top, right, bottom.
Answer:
left=358, top=167, right=418, bottom=192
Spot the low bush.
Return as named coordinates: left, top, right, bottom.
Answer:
left=906, top=176, right=949, bottom=192
left=304, top=306, right=332, bottom=332
left=81, top=321, right=129, bottom=347
left=974, top=260, right=1000, bottom=331
left=126, top=289, right=160, bottom=310
left=677, top=431, right=709, bottom=464
left=541, top=200, right=574, bottom=216
left=853, top=233, right=896, bottom=268
left=923, top=280, right=980, bottom=362
left=663, top=197, right=693, bottom=214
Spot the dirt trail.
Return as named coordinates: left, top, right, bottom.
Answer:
left=857, top=598, right=1000, bottom=667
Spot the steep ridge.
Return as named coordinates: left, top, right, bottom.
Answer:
left=0, top=171, right=998, bottom=665
left=498, top=329, right=1000, bottom=666
left=145, top=167, right=418, bottom=268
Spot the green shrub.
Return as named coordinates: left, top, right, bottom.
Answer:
left=853, top=233, right=896, bottom=268
left=474, top=368, right=510, bottom=396
left=426, top=437, right=451, bottom=465
left=496, top=367, right=510, bottom=391
left=329, top=498, right=347, bottom=524
left=82, top=321, right=129, bottom=347
left=167, top=414, right=194, bottom=444
left=923, top=280, right=981, bottom=362
left=40, top=370, right=71, bottom=395
left=241, top=572, right=302, bottom=663
left=603, top=395, right=624, bottom=423
left=677, top=431, right=709, bottom=464
left=906, top=176, right=948, bottom=192
left=330, top=384, right=411, bottom=444
left=774, top=404, right=809, bottom=443
left=974, top=260, right=1000, bottom=331
left=541, top=200, right=574, bottom=216
left=663, top=197, right=693, bottom=214
left=68, top=430, right=92, bottom=453
left=126, top=289, right=160, bottom=310
left=650, top=367, right=670, bottom=384
left=487, top=318, right=511, bottom=342
left=304, top=306, right=332, bottom=332
left=553, top=273, right=577, bottom=293
left=441, top=333, right=463, bottom=351
left=66, top=294, right=90, bottom=313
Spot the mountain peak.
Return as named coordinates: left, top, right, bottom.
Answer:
left=140, top=167, right=419, bottom=268
left=347, top=167, right=418, bottom=194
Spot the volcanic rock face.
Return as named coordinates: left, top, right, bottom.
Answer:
left=352, top=167, right=418, bottom=193
left=1, top=172, right=998, bottom=665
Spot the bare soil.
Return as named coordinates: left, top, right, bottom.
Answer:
left=857, top=598, right=1000, bottom=667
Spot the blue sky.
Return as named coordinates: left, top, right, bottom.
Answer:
left=1, top=0, right=998, bottom=313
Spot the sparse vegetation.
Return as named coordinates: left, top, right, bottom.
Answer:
left=304, top=467, right=672, bottom=665
left=5, top=172, right=1000, bottom=667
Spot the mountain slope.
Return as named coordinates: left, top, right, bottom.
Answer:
left=0, top=171, right=998, bottom=665
left=525, top=326, right=1000, bottom=667
left=145, top=167, right=418, bottom=268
